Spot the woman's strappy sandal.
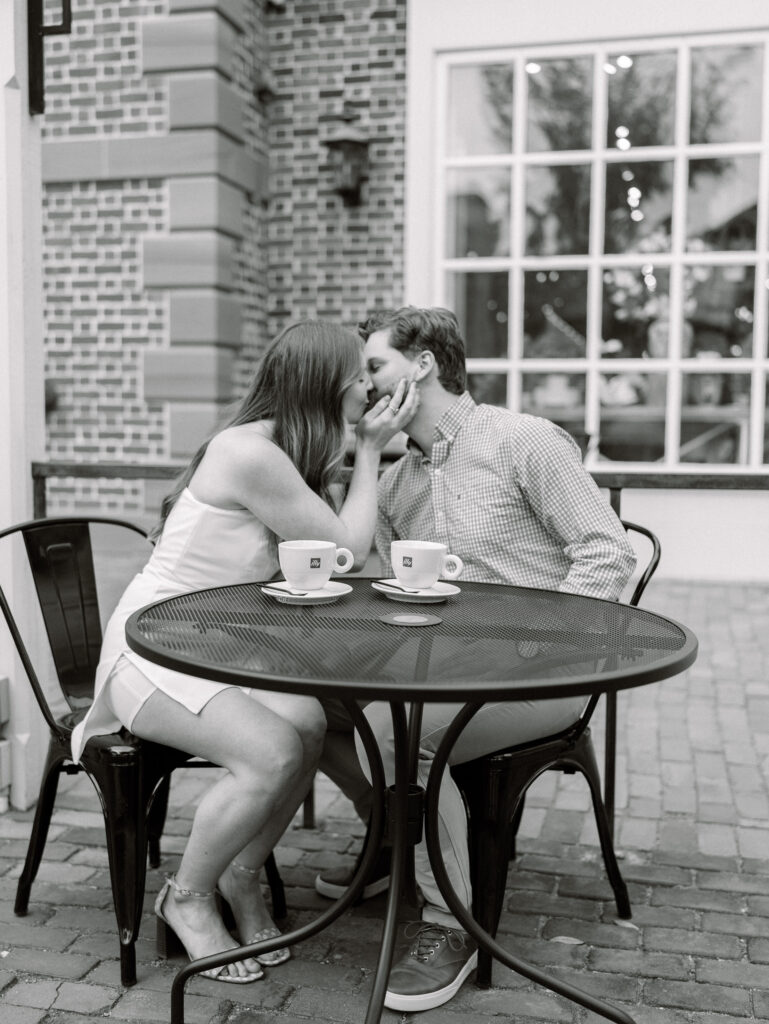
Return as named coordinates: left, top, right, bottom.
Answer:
left=218, top=860, right=291, bottom=967
left=155, top=875, right=264, bottom=984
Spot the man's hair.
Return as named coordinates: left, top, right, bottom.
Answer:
left=358, top=306, right=467, bottom=395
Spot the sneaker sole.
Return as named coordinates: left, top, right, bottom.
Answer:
left=314, top=873, right=391, bottom=901
left=383, top=949, right=478, bottom=1012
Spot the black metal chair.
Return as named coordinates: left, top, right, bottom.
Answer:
left=0, top=517, right=286, bottom=987
left=451, top=519, right=661, bottom=987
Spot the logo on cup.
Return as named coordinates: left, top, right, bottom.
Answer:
left=403, top=557, right=413, bottom=567
left=310, top=558, right=321, bottom=568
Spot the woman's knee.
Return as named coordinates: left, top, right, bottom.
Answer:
left=292, top=699, right=327, bottom=759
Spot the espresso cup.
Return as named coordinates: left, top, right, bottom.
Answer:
left=390, top=540, right=463, bottom=590
left=278, top=540, right=354, bottom=590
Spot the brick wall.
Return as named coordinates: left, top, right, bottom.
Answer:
left=40, top=0, right=408, bottom=518
left=267, top=0, right=407, bottom=335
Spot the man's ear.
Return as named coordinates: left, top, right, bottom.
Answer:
left=413, top=350, right=435, bottom=381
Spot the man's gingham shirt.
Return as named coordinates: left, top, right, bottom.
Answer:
left=376, top=393, right=635, bottom=601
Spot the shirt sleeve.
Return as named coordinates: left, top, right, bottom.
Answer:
left=512, top=419, right=637, bottom=600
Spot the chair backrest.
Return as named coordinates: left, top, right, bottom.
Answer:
left=620, top=519, right=661, bottom=607
left=0, top=517, right=150, bottom=739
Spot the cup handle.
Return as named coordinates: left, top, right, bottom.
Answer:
left=335, top=547, right=354, bottom=574
left=441, top=553, right=463, bottom=580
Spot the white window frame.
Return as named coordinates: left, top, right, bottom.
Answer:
left=434, top=31, right=769, bottom=472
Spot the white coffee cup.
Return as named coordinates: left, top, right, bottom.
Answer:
left=390, top=540, right=463, bottom=590
left=278, top=540, right=354, bottom=590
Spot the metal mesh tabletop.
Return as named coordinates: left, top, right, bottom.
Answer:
left=126, top=580, right=697, bottom=702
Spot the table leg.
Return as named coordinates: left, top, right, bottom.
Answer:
left=169, top=700, right=389, bottom=1024
left=423, top=701, right=637, bottom=1024
left=364, top=700, right=412, bottom=1022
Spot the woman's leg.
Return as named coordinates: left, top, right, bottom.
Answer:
left=131, top=685, right=324, bottom=976
left=217, top=688, right=326, bottom=944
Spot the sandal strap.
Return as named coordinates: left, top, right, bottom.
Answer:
left=166, top=873, right=214, bottom=899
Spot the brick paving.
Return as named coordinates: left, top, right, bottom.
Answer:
left=0, top=579, right=768, bottom=1023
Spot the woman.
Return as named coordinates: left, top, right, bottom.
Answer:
left=71, top=320, right=418, bottom=983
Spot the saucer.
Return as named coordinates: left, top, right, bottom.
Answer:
left=371, top=579, right=461, bottom=604
left=261, top=581, right=352, bottom=605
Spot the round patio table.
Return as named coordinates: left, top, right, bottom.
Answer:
left=126, top=578, right=697, bottom=1024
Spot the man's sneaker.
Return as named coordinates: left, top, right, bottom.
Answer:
left=384, top=923, right=478, bottom=1012
left=315, top=845, right=391, bottom=901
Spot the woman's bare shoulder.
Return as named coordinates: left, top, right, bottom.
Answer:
left=208, top=422, right=279, bottom=460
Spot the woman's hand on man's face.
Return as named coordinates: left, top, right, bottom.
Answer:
left=356, top=378, right=419, bottom=448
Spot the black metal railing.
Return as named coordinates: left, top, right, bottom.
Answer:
left=30, top=460, right=769, bottom=520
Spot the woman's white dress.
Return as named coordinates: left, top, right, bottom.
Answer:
left=71, top=488, right=279, bottom=761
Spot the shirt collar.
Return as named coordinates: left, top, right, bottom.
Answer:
left=405, top=391, right=476, bottom=459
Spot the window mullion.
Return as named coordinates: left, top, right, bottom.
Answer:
left=510, top=56, right=527, bottom=411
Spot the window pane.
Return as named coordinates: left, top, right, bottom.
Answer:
left=605, top=50, right=677, bottom=149
left=522, top=373, right=588, bottom=452
left=599, top=376, right=667, bottom=461
left=526, top=56, right=593, bottom=152
left=684, top=264, right=755, bottom=358
left=681, top=372, right=751, bottom=464
left=447, top=271, right=508, bottom=357
left=602, top=266, right=671, bottom=358
left=445, top=169, right=510, bottom=258
left=468, top=372, right=507, bottom=406
left=690, top=45, right=763, bottom=144
left=523, top=269, right=587, bottom=357
left=447, top=64, right=513, bottom=156
left=687, top=156, right=759, bottom=252
left=525, top=164, right=591, bottom=255
left=604, top=161, right=673, bottom=254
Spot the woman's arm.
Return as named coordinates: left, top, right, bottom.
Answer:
left=191, top=382, right=418, bottom=565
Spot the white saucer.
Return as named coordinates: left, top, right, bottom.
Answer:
left=371, top=579, right=461, bottom=604
left=261, top=580, right=352, bottom=605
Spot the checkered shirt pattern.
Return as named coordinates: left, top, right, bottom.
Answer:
left=376, top=393, right=636, bottom=601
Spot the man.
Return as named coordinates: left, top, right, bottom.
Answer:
left=316, top=306, right=636, bottom=1012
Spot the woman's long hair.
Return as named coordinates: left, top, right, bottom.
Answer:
left=150, top=320, right=363, bottom=541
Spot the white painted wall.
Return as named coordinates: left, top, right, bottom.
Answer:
left=404, top=0, right=769, bottom=582
left=0, top=0, right=49, bottom=809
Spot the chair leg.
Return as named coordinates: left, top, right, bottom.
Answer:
left=566, top=734, right=631, bottom=919
left=14, top=740, right=68, bottom=916
left=509, top=791, right=526, bottom=861
left=147, top=774, right=171, bottom=869
left=81, top=747, right=158, bottom=987
left=264, top=852, right=287, bottom=921
left=460, top=757, right=519, bottom=989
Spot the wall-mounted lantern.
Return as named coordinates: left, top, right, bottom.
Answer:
left=323, top=105, right=370, bottom=207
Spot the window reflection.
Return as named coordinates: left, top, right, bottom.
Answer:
left=604, top=161, right=673, bottom=254
left=445, top=169, right=510, bottom=258
left=681, top=372, right=751, bottom=464
left=687, top=156, right=759, bottom=252
left=526, top=56, right=593, bottom=152
left=522, top=373, right=588, bottom=453
left=599, top=375, right=667, bottom=462
left=523, top=270, right=587, bottom=358
left=525, top=164, right=591, bottom=255
left=690, top=45, right=763, bottom=144
left=606, top=50, right=677, bottom=149
left=447, top=64, right=513, bottom=156
left=468, top=373, right=507, bottom=406
left=684, top=264, right=755, bottom=358
left=602, top=266, right=671, bottom=358
left=447, top=271, right=509, bottom=358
